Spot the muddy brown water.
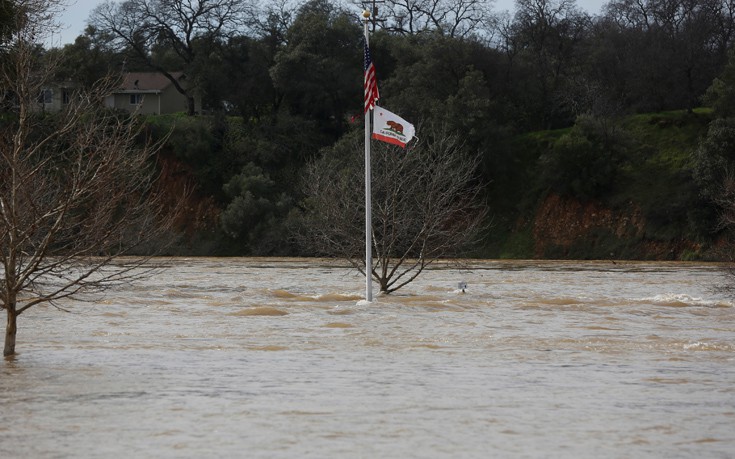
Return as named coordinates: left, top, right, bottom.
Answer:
left=1, top=258, right=734, bottom=458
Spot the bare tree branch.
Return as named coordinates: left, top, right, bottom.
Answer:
left=356, top=0, right=494, bottom=38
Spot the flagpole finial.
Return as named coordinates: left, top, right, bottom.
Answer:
left=362, top=9, right=371, bottom=19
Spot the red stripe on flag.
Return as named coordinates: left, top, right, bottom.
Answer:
left=364, top=43, right=379, bottom=113
left=372, top=132, right=407, bottom=148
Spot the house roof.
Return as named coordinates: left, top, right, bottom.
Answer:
left=116, top=72, right=185, bottom=93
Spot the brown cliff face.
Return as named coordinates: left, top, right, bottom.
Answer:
left=531, top=194, right=701, bottom=259
left=156, top=153, right=219, bottom=235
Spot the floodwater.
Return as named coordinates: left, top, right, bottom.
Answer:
left=1, top=258, right=734, bottom=458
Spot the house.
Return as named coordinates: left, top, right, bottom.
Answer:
left=105, top=72, right=200, bottom=115
left=35, top=82, right=77, bottom=112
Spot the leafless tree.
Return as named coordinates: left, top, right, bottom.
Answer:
left=89, top=0, right=257, bottom=115
left=357, top=0, right=494, bottom=38
left=1, top=0, right=183, bottom=357
left=251, top=0, right=296, bottom=45
left=300, top=127, right=487, bottom=294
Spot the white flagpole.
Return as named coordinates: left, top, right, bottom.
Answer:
left=363, top=10, right=373, bottom=302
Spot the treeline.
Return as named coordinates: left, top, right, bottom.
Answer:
left=43, top=0, right=735, bottom=257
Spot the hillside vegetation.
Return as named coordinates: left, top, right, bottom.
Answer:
left=152, top=108, right=725, bottom=260
left=23, top=0, right=735, bottom=260
left=484, top=109, right=720, bottom=260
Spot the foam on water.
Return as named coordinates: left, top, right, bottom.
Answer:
left=644, top=293, right=734, bottom=308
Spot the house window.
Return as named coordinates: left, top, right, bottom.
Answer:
left=62, top=89, right=71, bottom=104
left=38, top=89, right=52, bottom=104
left=130, top=94, right=143, bottom=105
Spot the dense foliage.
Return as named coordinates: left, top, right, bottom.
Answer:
left=37, top=0, right=735, bottom=258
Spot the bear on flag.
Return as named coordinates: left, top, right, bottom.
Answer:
left=372, top=106, right=416, bottom=148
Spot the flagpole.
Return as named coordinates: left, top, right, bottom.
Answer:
left=363, top=10, right=373, bottom=302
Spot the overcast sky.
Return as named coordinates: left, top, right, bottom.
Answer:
left=51, top=0, right=609, bottom=47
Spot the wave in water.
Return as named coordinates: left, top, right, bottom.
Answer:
left=642, top=293, right=733, bottom=308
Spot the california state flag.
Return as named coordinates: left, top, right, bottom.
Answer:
left=372, top=106, right=415, bottom=148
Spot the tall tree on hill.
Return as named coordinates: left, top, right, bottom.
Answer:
left=194, top=0, right=299, bottom=117
left=89, top=0, right=256, bottom=115
left=601, top=0, right=733, bottom=113
left=270, top=0, right=362, bottom=136
left=1, top=0, right=182, bottom=356
left=0, top=0, right=18, bottom=43
left=354, top=0, right=493, bottom=38
left=509, top=0, right=590, bottom=129
left=44, top=26, right=126, bottom=88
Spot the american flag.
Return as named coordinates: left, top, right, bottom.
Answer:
left=364, top=42, right=379, bottom=113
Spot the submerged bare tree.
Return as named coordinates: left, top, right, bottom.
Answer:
left=1, top=0, right=182, bottom=357
left=300, top=127, right=487, bottom=294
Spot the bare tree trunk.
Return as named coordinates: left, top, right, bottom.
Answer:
left=4, top=298, right=17, bottom=357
